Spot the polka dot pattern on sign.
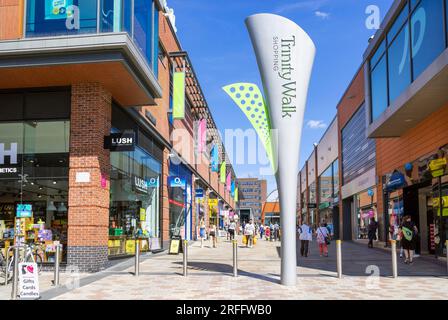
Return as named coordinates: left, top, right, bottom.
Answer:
left=222, top=83, right=274, bottom=167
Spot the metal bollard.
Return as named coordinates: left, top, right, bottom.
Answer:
left=391, top=240, right=398, bottom=278
left=232, top=240, right=238, bottom=277
left=336, top=240, right=342, bottom=279
left=183, top=240, right=188, bottom=277
left=11, top=246, right=19, bottom=300
left=134, top=241, right=140, bottom=277
left=53, top=244, right=61, bottom=286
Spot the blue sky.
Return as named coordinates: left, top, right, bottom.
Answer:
left=169, top=0, right=393, bottom=198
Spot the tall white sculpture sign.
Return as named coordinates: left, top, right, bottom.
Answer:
left=246, top=14, right=316, bottom=286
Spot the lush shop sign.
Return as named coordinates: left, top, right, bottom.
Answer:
left=104, top=132, right=136, bottom=152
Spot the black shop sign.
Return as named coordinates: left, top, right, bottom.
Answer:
left=104, top=131, right=136, bottom=152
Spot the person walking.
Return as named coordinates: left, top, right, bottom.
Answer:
left=209, top=224, right=218, bottom=248
left=228, top=219, right=236, bottom=241
left=298, top=220, right=312, bottom=257
left=367, top=217, right=378, bottom=248
left=259, top=224, right=265, bottom=239
left=273, top=222, right=280, bottom=241
left=316, top=222, right=330, bottom=257
left=199, top=218, right=206, bottom=248
left=244, top=219, right=255, bottom=248
left=265, top=225, right=270, bottom=241
left=399, top=215, right=418, bottom=264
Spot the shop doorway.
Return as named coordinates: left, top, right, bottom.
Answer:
left=332, top=206, right=340, bottom=239
left=403, top=185, right=422, bottom=254
left=342, top=198, right=353, bottom=241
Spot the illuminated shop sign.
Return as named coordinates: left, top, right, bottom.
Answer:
left=0, top=142, right=19, bottom=175
left=104, top=132, right=136, bottom=152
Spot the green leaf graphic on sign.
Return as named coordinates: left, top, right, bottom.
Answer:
left=223, top=83, right=274, bottom=169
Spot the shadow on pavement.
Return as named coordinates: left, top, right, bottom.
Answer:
left=295, top=238, right=448, bottom=278
left=172, top=261, right=280, bottom=284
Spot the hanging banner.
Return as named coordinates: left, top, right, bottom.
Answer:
left=172, top=72, right=186, bottom=119
left=197, top=119, right=207, bottom=153
left=211, top=145, right=219, bottom=172
left=234, top=187, right=238, bottom=202
left=246, top=13, right=316, bottom=286
left=231, top=180, right=235, bottom=196
left=226, top=173, right=231, bottom=191
left=220, top=161, right=226, bottom=184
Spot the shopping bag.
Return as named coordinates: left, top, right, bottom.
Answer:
left=253, top=235, right=257, bottom=245
left=242, top=235, right=247, bottom=245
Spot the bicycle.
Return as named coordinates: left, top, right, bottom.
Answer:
left=3, top=243, right=44, bottom=277
left=0, top=249, right=13, bottom=285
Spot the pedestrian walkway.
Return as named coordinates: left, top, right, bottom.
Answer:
left=1, top=236, right=447, bottom=300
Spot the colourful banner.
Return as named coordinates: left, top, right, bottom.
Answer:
left=234, top=187, right=238, bottom=202
left=172, top=72, right=185, bottom=119
left=197, top=119, right=207, bottom=153
left=226, top=173, right=231, bottom=191
left=211, top=145, right=219, bottom=172
left=231, top=180, right=235, bottom=196
left=220, top=161, right=226, bottom=184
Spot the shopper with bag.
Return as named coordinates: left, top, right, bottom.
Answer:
left=399, top=215, right=418, bottom=264
left=244, top=219, right=255, bottom=248
left=316, top=222, right=330, bottom=257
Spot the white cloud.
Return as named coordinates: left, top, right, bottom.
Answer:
left=315, top=11, right=330, bottom=19
left=307, top=120, right=327, bottom=129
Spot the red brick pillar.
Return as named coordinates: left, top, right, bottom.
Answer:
left=67, top=83, right=111, bottom=272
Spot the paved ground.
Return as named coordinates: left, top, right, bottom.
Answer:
left=1, top=236, right=447, bottom=300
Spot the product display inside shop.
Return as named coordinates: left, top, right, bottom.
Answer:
left=0, top=201, right=66, bottom=263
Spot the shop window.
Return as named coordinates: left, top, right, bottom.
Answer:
left=109, top=144, right=161, bottom=256
left=0, top=120, right=69, bottom=262
left=387, top=23, right=411, bottom=104
left=410, top=0, right=445, bottom=79
left=370, top=55, right=388, bottom=121
left=133, top=0, right=153, bottom=65
left=26, top=0, right=98, bottom=37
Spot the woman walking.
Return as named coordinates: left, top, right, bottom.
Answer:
left=199, top=218, right=206, bottom=248
left=367, top=217, right=378, bottom=248
left=399, top=215, right=418, bottom=264
left=316, top=222, right=330, bottom=257
left=209, top=224, right=218, bottom=248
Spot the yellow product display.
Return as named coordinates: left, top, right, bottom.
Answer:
left=126, top=240, right=136, bottom=254
left=108, top=240, right=114, bottom=248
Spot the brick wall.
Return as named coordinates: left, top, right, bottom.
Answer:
left=68, top=83, right=111, bottom=272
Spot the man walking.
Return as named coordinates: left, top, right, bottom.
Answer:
left=228, top=219, right=236, bottom=241
left=298, top=220, right=312, bottom=257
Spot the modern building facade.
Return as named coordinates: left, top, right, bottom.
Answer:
left=298, top=0, right=448, bottom=256
left=261, top=202, right=280, bottom=225
left=298, top=118, right=339, bottom=237
left=364, top=0, right=448, bottom=255
left=0, top=0, right=236, bottom=272
left=237, top=178, right=267, bottom=223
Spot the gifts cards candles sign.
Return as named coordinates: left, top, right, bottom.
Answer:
left=18, top=263, right=40, bottom=299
